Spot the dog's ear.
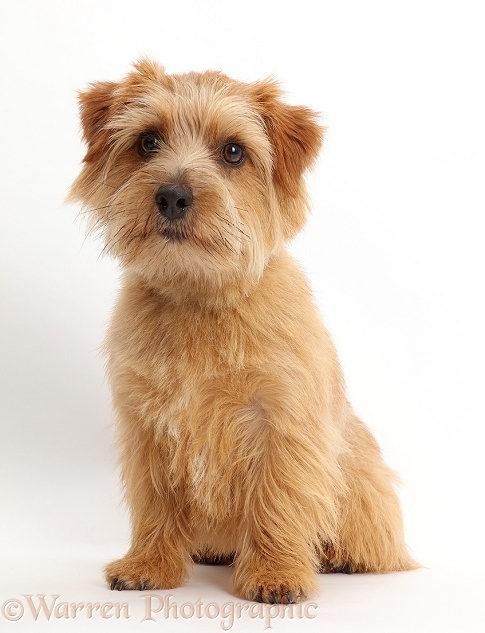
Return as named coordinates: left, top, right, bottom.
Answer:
left=78, top=81, right=118, bottom=163
left=253, top=82, right=324, bottom=197
left=77, top=61, right=166, bottom=164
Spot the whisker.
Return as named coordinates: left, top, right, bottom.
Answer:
left=215, top=226, right=237, bottom=255
left=100, top=215, right=139, bottom=260
left=214, top=211, right=251, bottom=240
left=218, top=224, right=249, bottom=243
left=191, top=224, right=217, bottom=262
left=205, top=225, right=228, bottom=259
left=119, top=231, right=148, bottom=260
left=141, top=210, right=153, bottom=238
left=78, top=203, right=124, bottom=215
left=87, top=209, right=125, bottom=235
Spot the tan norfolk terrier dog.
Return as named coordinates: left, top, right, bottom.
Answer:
left=69, top=59, right=416, bottom=604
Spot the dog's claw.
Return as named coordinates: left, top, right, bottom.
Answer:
left=255, top=590, right=263, bottom=603
left=110, top=579, right=118, bottom=590
left=269, top=590, right=279, bottom=604
left=117, top=581, right=125, bottom=591
left=286, top=590, right=294, bottom=603
left=139, top=581, right=147, bottom=591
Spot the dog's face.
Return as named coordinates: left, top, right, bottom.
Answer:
left=69, top=60, right=323, bottom=288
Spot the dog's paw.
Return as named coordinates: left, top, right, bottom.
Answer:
left=105, top=555, right=185, bottom=591
left=234, top=567, right=317, bottom=604
left=318, top=560, right=356, bottom=574
left=319, top=544, right=359, bottom=574
left=109, top=577, right=152, bottom=591
left=252, top=583, right=306, bottom=604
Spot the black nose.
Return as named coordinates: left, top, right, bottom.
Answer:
left=155, top=184, right=193, bottom=220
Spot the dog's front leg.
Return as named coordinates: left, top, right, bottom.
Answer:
left=233, top=425, right=337, bottom=603
left=106, top=424, right=193, bottom=591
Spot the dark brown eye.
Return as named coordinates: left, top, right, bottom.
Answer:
left=137, top=132, right=159, bottom=157
left=221, top=143, right=245, bottom=166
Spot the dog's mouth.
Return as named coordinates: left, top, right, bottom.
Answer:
left=160, top=229, right=184, bottom=242
left=158, top=224, right=189, bottom=243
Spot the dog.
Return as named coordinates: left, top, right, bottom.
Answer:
left=68, top=59, right=417, bottom=604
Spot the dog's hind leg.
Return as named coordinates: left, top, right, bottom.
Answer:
left=321, top=414, right=418, bottom=574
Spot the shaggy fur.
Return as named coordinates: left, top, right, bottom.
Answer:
left=69, top=59, right=417, bottom=604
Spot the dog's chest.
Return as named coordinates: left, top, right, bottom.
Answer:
left=156, top=332, right=262, bottom=506
left=111, top=282, right=275, bottom=512
left=127, top=292, right=257, bottom=385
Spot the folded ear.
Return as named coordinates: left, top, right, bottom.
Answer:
left=77, top=61, right=166, bottom=164
left=252, top=82, right=324, bottom=197
left=78, top=81, right=118, bottom=162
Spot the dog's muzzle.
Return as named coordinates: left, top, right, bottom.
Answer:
left=155, top=184, right=193, bottom=221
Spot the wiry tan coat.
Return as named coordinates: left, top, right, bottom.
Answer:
left=69, top=59, right=417, bottom=604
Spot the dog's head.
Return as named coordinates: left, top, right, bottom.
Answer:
left=69, top=60, right=323, bottom=290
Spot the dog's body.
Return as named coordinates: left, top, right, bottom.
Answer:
left=69, top=60, right=416, bottom=603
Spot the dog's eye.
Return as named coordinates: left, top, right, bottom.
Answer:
left=137, top=133, right=159, bottom=157
left=221, top=143, right=245, bottom=166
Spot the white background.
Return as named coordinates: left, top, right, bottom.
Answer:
left=1, top=1, right=484, bottom=631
